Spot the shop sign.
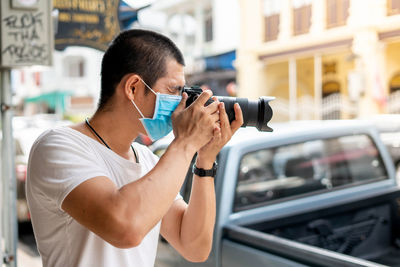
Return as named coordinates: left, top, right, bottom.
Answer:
left=54, top=0, right=121, bottom=51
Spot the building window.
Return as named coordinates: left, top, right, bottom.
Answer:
left=263, top=0, right=281, bottom=42
left=205, top=10, right=213, bottom=42
left=327, top=0, right=349, bottom=28
left=64, top=56, right=85, bottom=78
left=322, top=81, right=340, bottom=98
left=390, top=73, right=400, bottom=93
left=388, top=0, right=400, bottom=15
left=293, top=0, right=312, bottom=35
left=388, top=73, right=400, bottom=113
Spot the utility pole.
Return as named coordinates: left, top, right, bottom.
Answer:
left=1, top=68, right=17, bottom=266
left=0, top=1, right=53, bottom=266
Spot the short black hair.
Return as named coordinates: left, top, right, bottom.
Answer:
left=99, top=29, right=185, bottom=110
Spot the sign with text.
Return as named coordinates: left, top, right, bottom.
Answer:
left=54, top=0, right=121, bottom=51
left=0, top=0, right=53, bottom=68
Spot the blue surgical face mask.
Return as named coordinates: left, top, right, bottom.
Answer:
left=131, top=79, right=182, bottom=141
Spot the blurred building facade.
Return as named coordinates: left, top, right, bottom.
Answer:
left=237, top=0, right=400, bottom=121
left=11, top=0, right=139, bottom=120
left=150, top=0, right=240, bottom=96
left=12, top=47, right=102, bottom=119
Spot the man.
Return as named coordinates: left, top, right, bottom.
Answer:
left=26, top=29, right=243, bottom=267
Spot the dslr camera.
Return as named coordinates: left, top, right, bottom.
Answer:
left=182, top=86, right=274, bottom=132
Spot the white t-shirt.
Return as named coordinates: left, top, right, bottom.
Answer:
left=26, top=126, right=181, bottom=267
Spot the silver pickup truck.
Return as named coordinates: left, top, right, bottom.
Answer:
left=153, top=120, right=399, bottom=267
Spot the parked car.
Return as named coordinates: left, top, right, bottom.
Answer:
left=11, top=116, right=72, bottom=222
left=367, top=114, right=400, bottom=180
left=13, top=127, right=49, bottom=222
left=153, top=120, right=399, bottom=267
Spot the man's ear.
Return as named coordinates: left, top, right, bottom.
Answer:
left=124, top=74, right=142, bottom=100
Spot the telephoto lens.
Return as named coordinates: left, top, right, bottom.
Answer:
left=183, top=86, right=274, bottom=132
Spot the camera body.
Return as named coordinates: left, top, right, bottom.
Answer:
left=182, top=86, right=274, bottom=132
left=182, top=86, right=214, bottom=106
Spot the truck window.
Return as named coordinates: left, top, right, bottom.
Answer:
left=234, top=134, right=388, bottom=211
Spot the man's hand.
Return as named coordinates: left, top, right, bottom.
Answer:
left=171, top=90, right=220, bottom=153
left=196, top=101, right=243, bottom=168
left=160, top=99, right=243, bottom=262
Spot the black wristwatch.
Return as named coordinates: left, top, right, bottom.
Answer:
left=192, top=162, right=218, bottom=178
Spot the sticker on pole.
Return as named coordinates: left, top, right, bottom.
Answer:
left=0, top=0, right=53, bottom=68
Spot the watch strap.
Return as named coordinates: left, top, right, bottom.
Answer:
left=192, top=162, right=217, bottom=177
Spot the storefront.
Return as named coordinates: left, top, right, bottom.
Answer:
left=186, top=50, right=237, bottom=96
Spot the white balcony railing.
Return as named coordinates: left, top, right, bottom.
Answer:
left=272, top=93, right=358, bottom=121
left=388, top=90, right=400, bottom=114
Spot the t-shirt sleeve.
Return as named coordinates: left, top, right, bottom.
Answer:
left=28, top=130, right=109, bottom=210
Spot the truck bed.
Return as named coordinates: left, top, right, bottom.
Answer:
left=224, top=189, right=400, bottom=266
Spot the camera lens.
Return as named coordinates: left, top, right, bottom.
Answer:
left=183, top=86, right=274, bottom=132
left=215, top=96, right=274, bottom=132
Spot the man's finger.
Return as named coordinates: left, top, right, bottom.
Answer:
left=219, top=102, right=230, bottom=132
left=230, top=103, right=244, bottom=131
left=174, top=92, right=188, bottom=112
left=205, top=101, right=220, bottom=114
left=194, top=90, right=213, bottom=107
left=213, top=126, right=221, bottom=139
left=209, top=112, right=220, bottom=123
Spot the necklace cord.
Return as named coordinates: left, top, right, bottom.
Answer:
left=85, top=118, right=139, bottom=163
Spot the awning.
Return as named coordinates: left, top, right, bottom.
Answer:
left=187, top=70, right=236, bottom=85
left=119, top=1, right=139, bottom=29
left=205, top=50, right=236, bottom=71
left=119, top=1, right=151, bottom=29
left=24, top=91, right=72, bottom=113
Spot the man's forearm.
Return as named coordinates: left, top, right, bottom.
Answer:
left=179, top=175, right=216, bottom=260
left=118, top=139, right=196, bottom=241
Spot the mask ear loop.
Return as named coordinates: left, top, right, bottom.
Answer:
left=140, top=78, right=156, bottom=95
left=139, top=78, right=160, bottom=119
left=130, top=78, right=155, bottom=119
left=131, top=99, right=145, bottom=118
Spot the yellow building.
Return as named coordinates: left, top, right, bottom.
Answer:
left=237, top=0, right=400, bottom=121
